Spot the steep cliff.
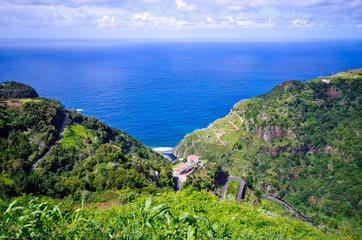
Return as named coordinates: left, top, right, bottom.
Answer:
left=0, top=81, right=39, bottom=100
left=174, top=69, right=362, bottom=225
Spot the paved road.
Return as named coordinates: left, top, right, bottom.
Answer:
left=173, top=176, right=182, bottom=191
left=219, top=176, right=245, bottom=204
left=27, top=112, right=68, bottom=174
left=263, top=194, right=316, bottom=227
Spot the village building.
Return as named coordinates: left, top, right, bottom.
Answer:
left=173, top=162, right=193, bottom=175
left=187, top=155, right=200, bottom=165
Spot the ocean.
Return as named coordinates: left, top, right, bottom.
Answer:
left=0, top=40, right=361, bottom=148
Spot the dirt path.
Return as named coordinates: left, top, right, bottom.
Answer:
left=191, top=141, right=198, bottom=155
left=229, top=121, right=240, bottom=130
left=27, top=112, right=68, bottom=174
left=212, top=129, right=225, bottom=146
left=232, top=112, right=244, bottom=124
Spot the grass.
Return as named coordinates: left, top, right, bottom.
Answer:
left=60, top=123, right=97, bottom=149
left=1, top=190, right=346, bottom=239
left=17, top=98, right=42, bottom=103
left=225, top=179, right=240, bottom=198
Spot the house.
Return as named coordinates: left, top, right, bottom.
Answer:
left=322, top=78, right=331, bottom=83
left=173, top=163, right=193, bottom=175
left=187, top=155, right=200, bottom=165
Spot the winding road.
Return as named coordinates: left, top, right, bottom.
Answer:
left=262, top=194, right=316, bottom=227
left=27, top=111, right=68, bottom=174
left=219, top=176, right=245, bottom=204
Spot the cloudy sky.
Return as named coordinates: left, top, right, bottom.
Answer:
left=1, top=0, right=361, bottom=39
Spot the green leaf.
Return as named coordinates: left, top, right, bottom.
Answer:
left=145, top=196, right=152, bottom=212
left=187, top=225, right=195, bottom=240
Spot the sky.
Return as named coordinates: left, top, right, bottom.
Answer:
left=0, top=0, right=362, bottom=40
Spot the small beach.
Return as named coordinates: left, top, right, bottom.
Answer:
left=153, top=147, right=176, bottom=162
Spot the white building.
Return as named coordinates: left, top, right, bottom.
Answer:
left=173, top=163, right=193, bottom=175
left=187, top=155, right=200, bottom=165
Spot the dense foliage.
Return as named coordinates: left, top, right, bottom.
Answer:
left=0, top=96, right=174, bottom=199
left=0, top=189, right=345, bottom=240
left=34, top=110, right=174, bottom=199
left=173, top=70, right=362, bottom=229
left=0, top=81, right=39, bottom=100
left=0, top=98, right=64, bottom=176
left=184, top=162, right=229, bottom=192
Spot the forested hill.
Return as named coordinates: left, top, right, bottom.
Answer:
left=0, top=86, right=174, bottom=199
left=0, top=81, right=39, bottom=100
left=173, top=69, right=362, bottom=227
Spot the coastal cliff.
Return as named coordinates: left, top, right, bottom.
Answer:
left=0, top=81, right=39, bottom=100
left=0, top=82, right=174, bottom=199
left=173, top=69, right=362, bottom=227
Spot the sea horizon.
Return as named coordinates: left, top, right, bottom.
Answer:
left=1, top=39, right=361, bottom=147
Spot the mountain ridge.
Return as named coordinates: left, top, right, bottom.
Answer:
left=173, top=69, right=362, bottom=229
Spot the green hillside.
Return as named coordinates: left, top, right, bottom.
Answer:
left=0, top=81, right=39, bottom=100
left=0, top=77, right=360, bottom=239
left=0, top=96, right=173, bottom=199
left=173, top=69, right=362, bottom=229
left=0, top=98, right=64, bottom=173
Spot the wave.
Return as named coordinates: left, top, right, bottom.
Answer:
left=152, top=147, right=173, bottom=152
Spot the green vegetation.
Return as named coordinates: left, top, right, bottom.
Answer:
left=1, top=72, right=360, bottom=239
left=0, top=81, right=39, bottom=100
left=1, top=189, right=344, bottom=239
left=35, top=110, right=173, bottom=199
left=0, top=98, right=64, bottom=173
left=174, top=69, right=362, bottom=232
left=0, top=96, right=174, bottom=200
left=184, top=162, right=228, bottom=194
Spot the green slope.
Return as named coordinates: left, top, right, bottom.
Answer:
left=173, top=69, right=362, bottom=229
left=1, top=189, right=348, bottom=239
left=0, top=90, right=173, bottom=199
left=36, top=110, right=174, bottom=198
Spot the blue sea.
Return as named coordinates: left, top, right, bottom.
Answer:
left=0, top=40, right=361, bottom=148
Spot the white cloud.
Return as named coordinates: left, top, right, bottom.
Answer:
left=0, top=0, right=361, bottom=38
left=228, top=5, right=244, bottom=11
left=133, top=12, right=149, bottom=21
left=174, top=0, right=196, bottom=11
left=96, top=15, right=116, bottom=27
left=290, top=18, right=315, bottom=28
left=228, top=17, right=252, bottom=27
left=227, top=16, right=275, bottom=28
left=291, top=19, right=308, bottom=25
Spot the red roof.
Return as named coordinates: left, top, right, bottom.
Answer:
left=187, top=155, right=200, bottom=161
